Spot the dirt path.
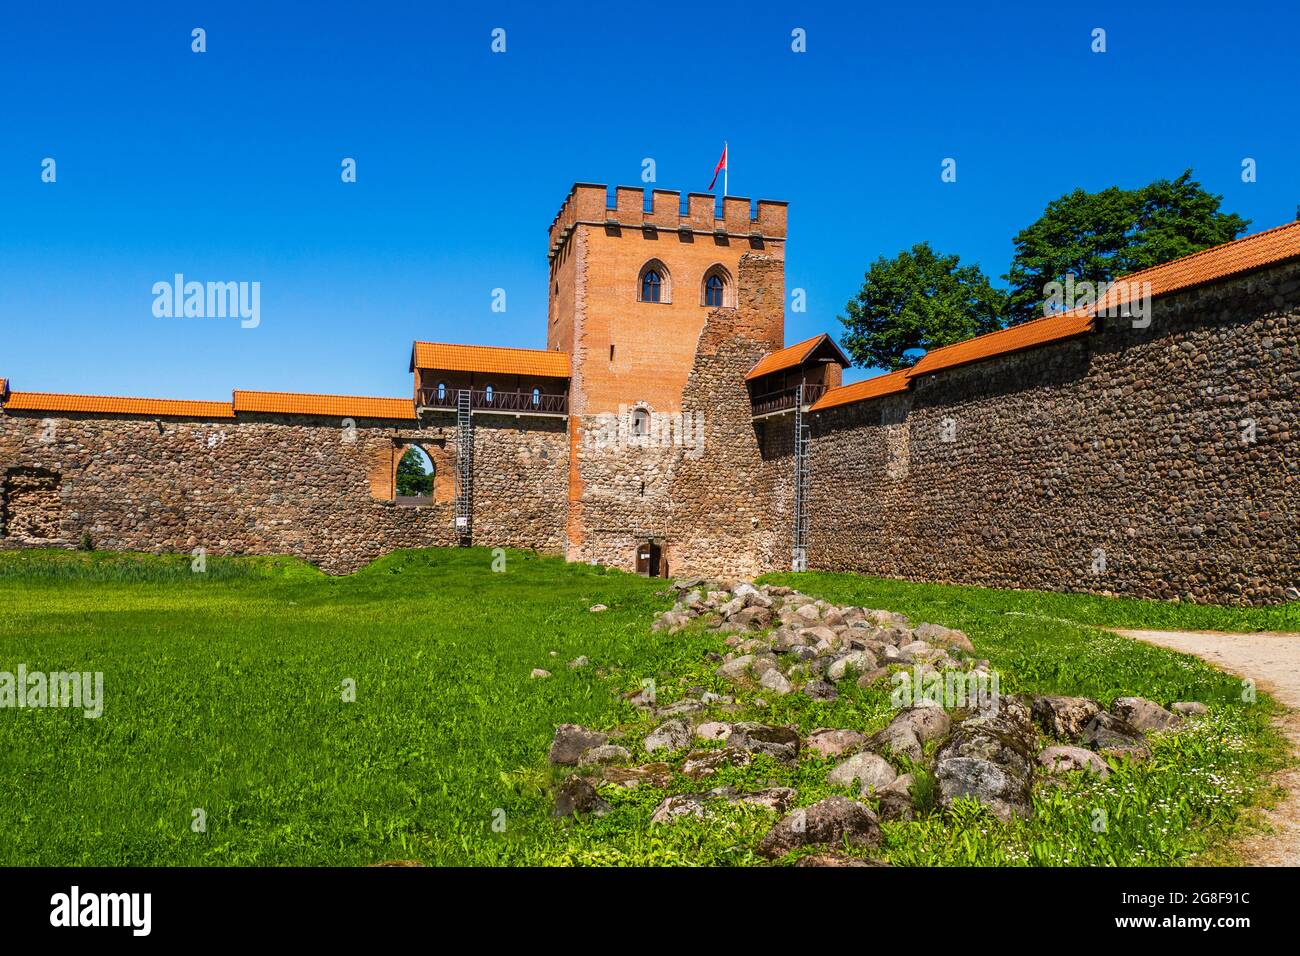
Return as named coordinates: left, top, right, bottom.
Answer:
left=1111, top=629, right=1300, bottom=866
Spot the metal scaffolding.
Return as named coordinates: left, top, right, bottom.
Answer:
left=792, top=384, right=811, bottom=571
left=455, top=388, right=473, bottom=543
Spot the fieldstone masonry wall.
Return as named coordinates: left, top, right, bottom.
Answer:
left=1, top=467, right=62, bottom=540
left=0, top=410, right=568, bottom=572
left=803, top=262, right=1300, bottom=605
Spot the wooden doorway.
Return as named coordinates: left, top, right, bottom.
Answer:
left=636, top=541, right=662, bottom=577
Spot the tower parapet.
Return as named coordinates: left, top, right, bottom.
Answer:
left=548, top=184, right=787, bottom=261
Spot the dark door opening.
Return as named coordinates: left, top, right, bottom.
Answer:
left=636, top=541, right=662, bottom=577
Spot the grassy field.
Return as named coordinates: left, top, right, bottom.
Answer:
left=0, top=548, right=1290, bottom=866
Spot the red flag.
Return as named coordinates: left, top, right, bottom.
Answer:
left=708, top=143, right=727, bottom=191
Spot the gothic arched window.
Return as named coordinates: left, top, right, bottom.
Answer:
left=638, top=260, right=670, bottom=303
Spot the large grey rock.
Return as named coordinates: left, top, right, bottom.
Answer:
left=1111, top=696, right=1183, bottom=733
left=655, top=698, right=706, bottom=718
left=839, top=607, right=868, bottom=626
left=856, top=667, right=890, bottom=689
left=934, top=757, right=1030, bottom=821
left=759, top=668, right=793, bottom=695
left=733, top=605, right=773, bottom=628
left=548, top=724, right=608, bottom=765
left=1031, top=695, right=1102, bottom=739
left=801, top=625, right=839, bottom=646
left=802, top=679, right=838, bottom=702
left=934, top=700, right=1037, bottom=820
left=898, top=640, right=938, bottom=661
left=600, top=763, right=672, bottom=789
left=717, top=597, right=746, bottom=619
left=1037, top=745, right=1109, bottom=779
left=876, top=774, right=915, bottom=821
left=652, top=610, right=690, bottom=633
left=806, top=728, right=866, bottom=758
left=867, top=609, right=911, bottom=628
left=727, top=787, right=796, bottom=813
left=827, top=650, right=877, bottom=683
left=868, top=722, right=923, bottom=762
left=726, top=722, right=801, bottom=763
left=695, top=721, right=732, bottom=741
left=793, top=603, right=822, bottom=623
left=644, top=719, right=691, bottom=753
left=682, top=747, right=751, bottom=780
left=758, top=796, right=881, bottom=859
left=716, top=654, right=754, bottom=682
left=770, top=629, right=808, bottom=653
left=650, top=794, right=706, bottom=824
left=1081, top=712, right=1147, bottom=753
left=828, top=752, right=897, bottom=794
left=891, top=704, right=951, bottom=743
left=577, top=744, right=631, bottom=767
left=912, top=622, right=975, bottom=653
left=554, top=777, right=610, bottom=817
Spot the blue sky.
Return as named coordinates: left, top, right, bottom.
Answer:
left=2, top=0, right=1297, bottom=397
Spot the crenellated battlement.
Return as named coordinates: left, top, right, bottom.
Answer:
left=548, top=184, right=787, bottom=260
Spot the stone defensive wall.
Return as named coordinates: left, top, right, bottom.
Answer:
left=0, top=389, right=568, bottom=573
left=791, top=255, right=1299, bottom=605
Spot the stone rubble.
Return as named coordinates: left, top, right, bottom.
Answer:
left=547, top=578, right=1209, bottom=859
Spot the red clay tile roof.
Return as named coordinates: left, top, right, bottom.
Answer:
left=909, top=219, right=1300, bottom=379
left=810, top=368, right=911, bottom=411
left=810, top=219, right=1300, bottom=411
left=1096, top=217, right=1300, bottom=307
left=410, top=341, right=570, bottom=378
left=0, top=378, right=7, bottom=401
left=3, top=391, right=236, bottom=418
left=746, top=333, right=851, bottom=381
left=232, top=390, right=415, bottom=420
left=905, top=309, right=1096, bottom=379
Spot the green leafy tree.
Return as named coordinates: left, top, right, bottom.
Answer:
left=1004, top=170, right=1249, bottom=324
left=395, top=446, right=433, bottom=497
left=839, top=242, right=1007, bottom=370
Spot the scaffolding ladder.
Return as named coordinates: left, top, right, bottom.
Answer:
left=791, top=384, right=811, bottom=571
left=455, top=388, right=473, bottom=543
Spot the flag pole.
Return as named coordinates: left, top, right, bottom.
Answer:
left=723, top=141, right=728, bottom=197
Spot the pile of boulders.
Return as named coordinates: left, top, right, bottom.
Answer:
left=546, top=578, right=1207, bottom=862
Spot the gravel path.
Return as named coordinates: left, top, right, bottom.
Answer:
left=1111, top=628, right=1300, bottom=866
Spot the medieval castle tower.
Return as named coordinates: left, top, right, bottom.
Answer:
left=544, top=185, right=795, bottom=576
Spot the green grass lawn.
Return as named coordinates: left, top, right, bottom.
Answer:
left=0, top=548, right=1290, bottom=866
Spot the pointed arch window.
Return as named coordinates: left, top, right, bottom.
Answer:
left=641, top=270, right=662, bottom=302
left=637, top=260, right=671, bottom=304
left=702, top=265, right=733, bottom=308
left=705, top=274, right=724, bottom=307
